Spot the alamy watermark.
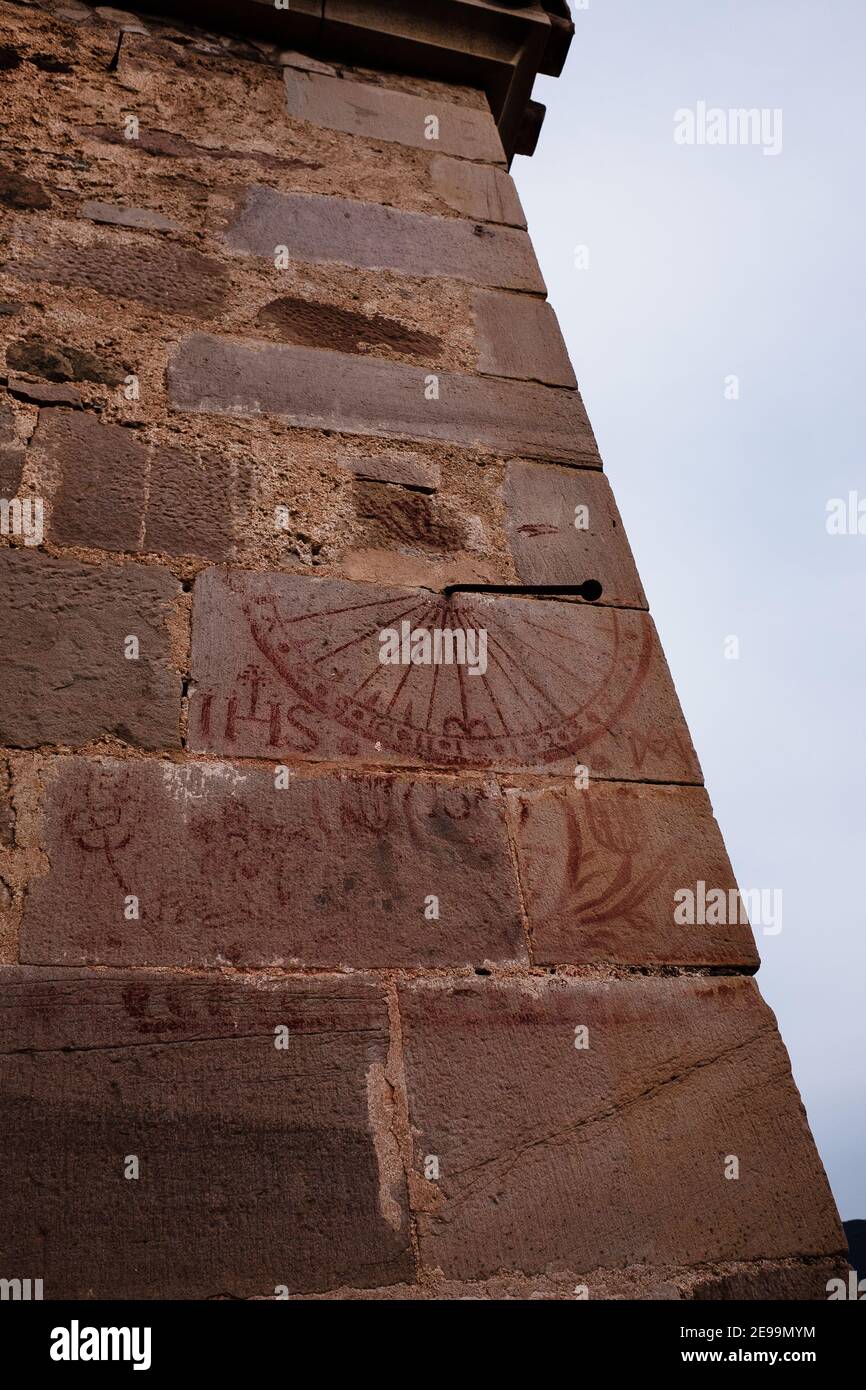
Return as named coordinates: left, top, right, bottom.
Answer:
left=50, top=1321, right=152, bottom=1371
left=674, top=881, right=783, bottom=935
left=827, top=1271, right=866, bottom=1300
left=674, top=102, right=783, bottom=157
left=826, top=491, right=866, bottom=535
left=378, top=620, right=488, bottom=677
left=0, top=496, right=43, bottom=546
left=0, top=1276, right=43, bottom=1300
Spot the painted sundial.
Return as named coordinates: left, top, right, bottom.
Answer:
left=190, top=571, right=700, bottom=780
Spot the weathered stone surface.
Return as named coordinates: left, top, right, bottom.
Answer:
left=509, top=782, right=759, bottom=967
left=22, top=758, right=525, bottom=969
left=0, top=967, right=412, bottom=1297
left=6, top=335, right=127, bottom=385
left=689, top=1261, right=851, bottom=1301
left=474, top=290, right=576, bottom=387
left=188, top=569, right=700, bottom=780
left=504, top=460, right=647, bottom=606
left=0, top=759, right=14, bottom=848
left=225, top=188, right=544, bottom=292
left=32, top=410, right=246, bottom=561
left=0, top=550, right=180, bottom=749
left=279, top=51, right=338, bottom=76
left=398, top=976, right=846, bottom=1281
left=255, top=294, right=441, bottom=359
left=169, top=335, right=600, bottom=465
left=7, top=377, right=82, bottom=407
left=0, top=454, right=23, bottom=495
left=94, top=6, right=149, bottom=33
left=296, top=1259, right=848, bottom=1300
left=0, top=404, right=17, bottom=444
left=284, top=69, right=505, bottom=163
left=34, top=408, right=146, bottom=551
left=430, top=155, right=525, bottom=227
left=80, top=199, right=180, bottom=232
left=78, top=123, right=322, bottom=174
left=341, top=549, right=500, bottom=591
left=145, top=443, right=249, bottom=562
left=339, top=451, right=440, bottom=492
left=0, top=403, right=24, bottom=496
left=14, top=240, right=229, bottom=318
left=353, top=481, right=471, bottom=551
left=0, top=163, right=50, bottom=209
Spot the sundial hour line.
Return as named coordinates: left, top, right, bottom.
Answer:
left=308, top=597, right=432, bottom=666
left=484, top=627, right=569, bottom=720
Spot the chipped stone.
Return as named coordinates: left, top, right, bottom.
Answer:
left=80, top=200, right=180, bottom=231
left=255, top=294, right=440, bottom=359
left=340, top=451, right=441, bottom=492
left=7, top=377, right=82, bottom=407
left=279, top=50, right=338, bottom=76
left=0, top=164, right=51, bottom=210
left=6, top=336, right=126, bottom=385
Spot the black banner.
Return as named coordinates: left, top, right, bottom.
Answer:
left=2, top=1297, right=861, bottom=1377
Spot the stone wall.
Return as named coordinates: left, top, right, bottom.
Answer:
left=0, top=0, right=846, bottom=1299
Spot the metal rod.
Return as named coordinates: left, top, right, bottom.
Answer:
left=441, top=580, right=604, bottom=602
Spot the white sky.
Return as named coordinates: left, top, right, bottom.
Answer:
left=514, top=0, right=866, bottom=1219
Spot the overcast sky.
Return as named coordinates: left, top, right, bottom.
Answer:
left=514, top=0, right=865, bottom=1220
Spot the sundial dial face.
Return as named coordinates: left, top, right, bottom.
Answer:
left=190, top=572, right=700, bottom=781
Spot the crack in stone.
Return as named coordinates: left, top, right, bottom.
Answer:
left=440, top=1023, right=778, bottom=1210
left=0, top=1026, right=384, bottom=1057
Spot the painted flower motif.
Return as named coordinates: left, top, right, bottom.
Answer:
left=66, top=803, right=131, bottom=853
left=65, top=769, right=135, bottom=890
left=339, top=776, right=395, bottom=833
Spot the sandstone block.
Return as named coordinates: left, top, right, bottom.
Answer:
left=32, top=410, right=247, bottom=562
left=339, top=451, right=441, bottom=492
left=22, top=757, right=526, bottom=969
left=0, top=967, right=412, bottom=1296
left=225, top=187, right=544, bottom=292
left=15, top=241, right=229, bottom=319
left=145, top=443, right=248, bottom=562
left=474, top=290, right=576, bottom=387
left=0, top=550, right=181, bottom=749
left=33, top=408, right=147, bottom=552
left=504, top=459, right=646, bottom=606
left=284, top=69, right=505, bottom=163
left=509, top=781, right=759, bottom=967
left=169, top=335, right=600, bottom=465
left=80, top=200, right=180, bottom=232
left=398, top=976, right=845, bottom=1281
left=7, top=378, right=82, bottom=407
left=255, top=294, right=441, bottom=359
left=187, top=569, right=700, bottom=780
left=430, top=155, right=525, bottom=227
left=0, top=403, right=24, bottom=496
